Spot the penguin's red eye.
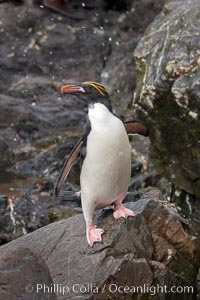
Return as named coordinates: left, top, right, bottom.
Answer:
left=85, top=87, right=91, bottom=93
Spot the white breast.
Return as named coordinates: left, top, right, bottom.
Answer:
left=80, top=103, right=131, bottom=209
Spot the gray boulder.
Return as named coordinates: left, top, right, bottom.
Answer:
left=134, top=0, right=200, bottom=197
left=0, top=190, right=199, bottom=300
left=0, top=247, right=56, bottom=300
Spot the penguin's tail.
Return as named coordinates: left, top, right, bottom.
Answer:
left=56, top=190, right=81, bottom=202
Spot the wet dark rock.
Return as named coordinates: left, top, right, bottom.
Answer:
left=0, top=247, right=56, bottom=300
left=39, top=179, right=55, bottom=192
left=0, top=190, right=199, bottom=300
left=0, top=0, right=108, bottom=163
left=0, top=0, right=162, bottom=149
left=134, top=0, right=200, bottom=197
left=101, top=0, right=163, bottom=116
left=0, top=94, right=28, bottom=126
left=131, top=161, right=143, bottom=177
left=0, top=0, right=160, bottom=193
left=170, top=187, right=200, bottom=237
left=0, top=187, right=81, bottom=245
left=0, top=128, right=36, bottom=171
left=129, top=170, right=162, bottom=189
left=0, top=197, right=27, bottom=245
left=0, top=195, right=8, bottom=205
left=9, top=134, right=80, bottom=180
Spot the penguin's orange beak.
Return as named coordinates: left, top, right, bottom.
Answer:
left=61, top=84, right=85, bottom=94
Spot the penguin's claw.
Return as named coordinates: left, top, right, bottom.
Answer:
left=113, top=204, right=135, bottom=219
left=86, top=223, right=104, bottom=247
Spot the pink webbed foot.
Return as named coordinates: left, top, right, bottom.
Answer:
left=113, top=204, right=135, bottom=219
left=86, top=222, right=104, bottom=247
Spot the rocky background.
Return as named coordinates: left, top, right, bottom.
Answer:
left=0, top=0, right=200, bottom=299
left=0, top=0, right=164, bottom=244
left=134, top=0, right=200, bottom=197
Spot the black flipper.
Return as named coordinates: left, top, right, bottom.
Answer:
left=124, top=120, right=149, bottom=137
left=55, top=138, right=84, bottom=196
left=57, top=190, right=81, bottom=202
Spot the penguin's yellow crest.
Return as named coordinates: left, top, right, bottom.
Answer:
left=82, top=81, right=107, bottom=96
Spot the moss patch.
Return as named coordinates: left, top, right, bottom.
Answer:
left=48, top=207, right=80, bottom=222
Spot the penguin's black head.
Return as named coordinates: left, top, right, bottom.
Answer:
left=61, top=81, right=112, bottom=111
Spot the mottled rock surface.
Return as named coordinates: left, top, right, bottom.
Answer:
left=0, top=0, right=162, bottom=244
left=0, top=0, right=161, bottom=172
left=134, top=0, right=200, bottom=197
left=0, top=186, right=81, bottom=245
left=1, top=190, right=199, bottom=300
left=0, top=247, right=56, bottom=300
